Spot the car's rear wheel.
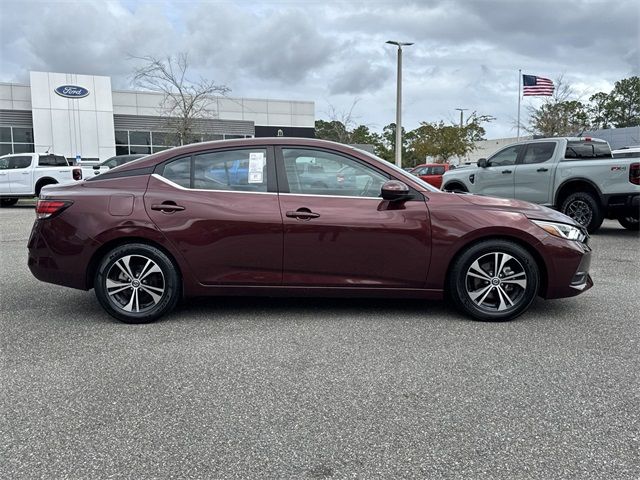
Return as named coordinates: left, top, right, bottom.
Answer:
left=617, top=215, right=640, bottom=231
left=560, top=192, right=603, bottom=233
left=0, top=198, right=19, bottom=207
left=448, top=240, right=539, bottom=322
left=94, top=243, right=180, bottom=324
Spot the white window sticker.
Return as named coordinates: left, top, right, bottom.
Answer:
left=248, top=152, right=265, bottom=183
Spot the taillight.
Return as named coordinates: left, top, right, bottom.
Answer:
left=630, top=163, right=640, bottom=185
left=73, top=168, right=82, bottom=181
left=36, top=200, right=72, bottom=219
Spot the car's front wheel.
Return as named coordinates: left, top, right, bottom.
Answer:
left=94, top=243, right=180, bottom=324
left=448, top=240, right=540, bottom=322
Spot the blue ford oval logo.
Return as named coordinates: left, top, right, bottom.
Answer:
left=54, top=85, right=89, bottom=98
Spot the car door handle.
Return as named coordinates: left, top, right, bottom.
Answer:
left=22, top=172, right=30, bottom=175
left=502, top=169, right=513, bottom=174
left=286, top=209, right=320, bottom=220
left=537, top=168, right=549, bottom=172
left=151, top=203, right=185, bottom=213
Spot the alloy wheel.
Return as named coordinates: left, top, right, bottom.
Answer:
left=565, top=200, right=592, bottom=227
left=105, top=254, right=166, bottom=313
left=465, top=251, right=528, bottom=312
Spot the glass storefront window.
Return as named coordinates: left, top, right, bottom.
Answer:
left=202, top=134, right=224, bottom=142
left=115, top=130, right=129, bottom=145
left=129, top=131, right=151, bottom=145
left=0, top=127, right=11, bottom=143
left=115, top=145, right=129, bottom=156
left=13, top=143, right=35, bottom=153
left=0, top=144, right=12, bottom=156
left=151, top=132, right=175, bottom=146
left=130, top=145, right=151, bottom=155
left=12, top=127, right=33, bottom=143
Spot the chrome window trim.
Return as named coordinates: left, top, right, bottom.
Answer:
left=151, top=173, right=276, bottom=195
left=280, top=192, right=382, bottom=200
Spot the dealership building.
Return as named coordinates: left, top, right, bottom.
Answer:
left=0, top=71, right=315, bottom=161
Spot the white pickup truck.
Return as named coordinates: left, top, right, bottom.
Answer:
left=0, top=153, right=83, bottom=206
left=442, top=137, right=640, bottom=232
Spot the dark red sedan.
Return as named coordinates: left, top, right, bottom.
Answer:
left=28, top=138, right=593, bottom=324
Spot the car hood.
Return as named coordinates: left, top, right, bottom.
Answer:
left=457, top=193, right=579, bottom=226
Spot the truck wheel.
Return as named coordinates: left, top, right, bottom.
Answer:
left=94, top=243, right=181, bottom=324
left=561, top=192, right=603, bottom=233
left=0, top=198, right=19, bottom=207
left=35, top=180, right=57, bottom=197
left=448, top=240, right=539, bottom=322
left=617, top=215, right=640, bottom=231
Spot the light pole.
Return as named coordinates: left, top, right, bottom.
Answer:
left=386, top=40, right=413, bottom=168
left=455, top=108, right=468, bottom=127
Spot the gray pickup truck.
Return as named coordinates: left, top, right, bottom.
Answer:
left=442, top=137, right=640, bottom=232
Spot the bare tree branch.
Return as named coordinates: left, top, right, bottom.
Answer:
left=131, top=53, right=230, bottom=145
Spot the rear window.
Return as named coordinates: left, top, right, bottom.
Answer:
left=564, top=142, right=612, bottom=160
left=38, top=154, right=69, bottom=166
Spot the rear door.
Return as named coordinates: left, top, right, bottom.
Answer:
left=7, top=155, right=34, bottom=194
left=514, top=142, right=556, bottom=204
left=144, top=146, right=283, bottom=285
left=475, top=144, right=522, bottom=198
left=276, top=146, right=431, bottom=288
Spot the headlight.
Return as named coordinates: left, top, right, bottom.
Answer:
left=531, top=220, right=586, bottom=242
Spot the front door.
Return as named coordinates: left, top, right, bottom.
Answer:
left=144, top=146, right=283, bottom=285
left=276, top=147, right=431, bottom=288
left=514, top=142, right=556, bottom=205
left=475, top=144, right=522, bottom=198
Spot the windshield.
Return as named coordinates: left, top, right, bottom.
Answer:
left=353, top=148, right=440, bottom=192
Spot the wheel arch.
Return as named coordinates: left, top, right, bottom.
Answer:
left=554, top=178, right=603, bottom=208
left=444, top=234, right=549, bottom=297
left=442, top=180, right=468, bottom=192
left=85, top=236, right=184, bottom=292
left=35, top=177, right=59, bottom=196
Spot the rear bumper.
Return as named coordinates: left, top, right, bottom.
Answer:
left=603, top=192, right=640, bottom=218
left=27, top=218, right=94, bottom=290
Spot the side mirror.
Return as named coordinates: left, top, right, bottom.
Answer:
left=381, top=180, right=411, bottom=201
left=93, top=165, right=100, bottom=170
left=477, top=158, right=488, bottom=168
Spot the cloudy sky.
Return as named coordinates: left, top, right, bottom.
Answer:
left=1, top=0, right=638, bottom=138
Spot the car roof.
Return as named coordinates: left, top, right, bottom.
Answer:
left=111, top=137, right=364, bottom=174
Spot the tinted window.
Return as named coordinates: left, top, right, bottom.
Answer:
left=38, top=155, right=68, bottom=166
left=522, top=142, right=556, bottom=164
left=162, top=157, right=191, bottom=188
left=565, top=141, right=612, bottom=159
left=114, top=131, right=128, bottom=145
left=0, top=156, right=32, bottom=169
left=283, top=148, right=388, bottom=197
left=129, top=131, right=150, bottom=145
left=0, top=145, right=11, bottom=156
left=193, top=149, right=268, bottom=192
left=12, top=127, right=33, bottom=143
left=13, top=143, right=35, bottom=154
left=488, top=145, right=522, bottom=167
left=130, top=146, right=151, bottom=155
left=0, top=127, right=10, bottom=142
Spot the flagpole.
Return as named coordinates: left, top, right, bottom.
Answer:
left=517, top=69, right=522, bottom=140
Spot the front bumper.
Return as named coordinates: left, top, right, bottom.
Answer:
left=542, top=236, right=593, bottom=299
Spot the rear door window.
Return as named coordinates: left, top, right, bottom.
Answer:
left=521, top=142, right=556, bottom=164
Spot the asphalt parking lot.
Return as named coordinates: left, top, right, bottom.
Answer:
left=1, top=201, right=639, bottom=479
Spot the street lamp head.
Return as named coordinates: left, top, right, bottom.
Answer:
left=386, top=40, right=414, bottom=47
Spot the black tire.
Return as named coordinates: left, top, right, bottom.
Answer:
left=618, top=215, right=640, bottom=231
left=443, top=183, right=467, bottom=193
left=448, top=240, right=540, bottom=322
left=0, top=198, right=19, bottom=207
left=35, top=180, right=57, bottom=197
left=560, top=191, right=603, bottom=233
left=94, top=243, right=180, bottom=324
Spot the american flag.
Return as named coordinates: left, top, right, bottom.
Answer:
left=522, top=74, right=554, bottom=96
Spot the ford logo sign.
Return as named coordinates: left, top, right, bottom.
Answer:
left=54, top=85, right=89, bottom=98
